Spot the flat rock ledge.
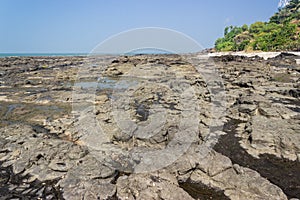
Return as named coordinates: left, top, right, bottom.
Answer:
left=0, top=53, right=299, bottom=199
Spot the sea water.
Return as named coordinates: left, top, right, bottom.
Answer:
left=0, top=53, right=88, bottom=58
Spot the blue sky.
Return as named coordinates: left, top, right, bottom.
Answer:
left=0, top=0, right=279, bottom=53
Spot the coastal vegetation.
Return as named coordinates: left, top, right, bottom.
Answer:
left=215, top=0, right=300, bottom=51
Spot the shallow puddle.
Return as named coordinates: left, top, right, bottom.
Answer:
left=0, top=102, right=70, bottom=128
left=74, top=76, right=138, bottom=91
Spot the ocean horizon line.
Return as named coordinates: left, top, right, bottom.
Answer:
left=0, top=53, right=90, bottom=58
left=0, top=48, right=202, bottom=58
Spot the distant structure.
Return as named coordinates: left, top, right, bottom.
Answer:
left=278, top=0, right=290, bottom=8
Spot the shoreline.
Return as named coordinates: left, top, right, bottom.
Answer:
left=1, top=51, right=300, bottom=58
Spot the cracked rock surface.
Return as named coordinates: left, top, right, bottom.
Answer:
left=0, top=53, right=299, bottom=199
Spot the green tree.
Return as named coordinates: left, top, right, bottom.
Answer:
left=214, top=0, right=300, bottom=52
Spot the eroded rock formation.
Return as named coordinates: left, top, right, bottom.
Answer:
left=0, top=53, right=299, bottom=199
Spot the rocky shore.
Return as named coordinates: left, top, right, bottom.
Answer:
left=0, top=53, right=299, bottom=199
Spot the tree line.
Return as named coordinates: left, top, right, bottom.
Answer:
left=215, top=0, right=300, bottom=51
